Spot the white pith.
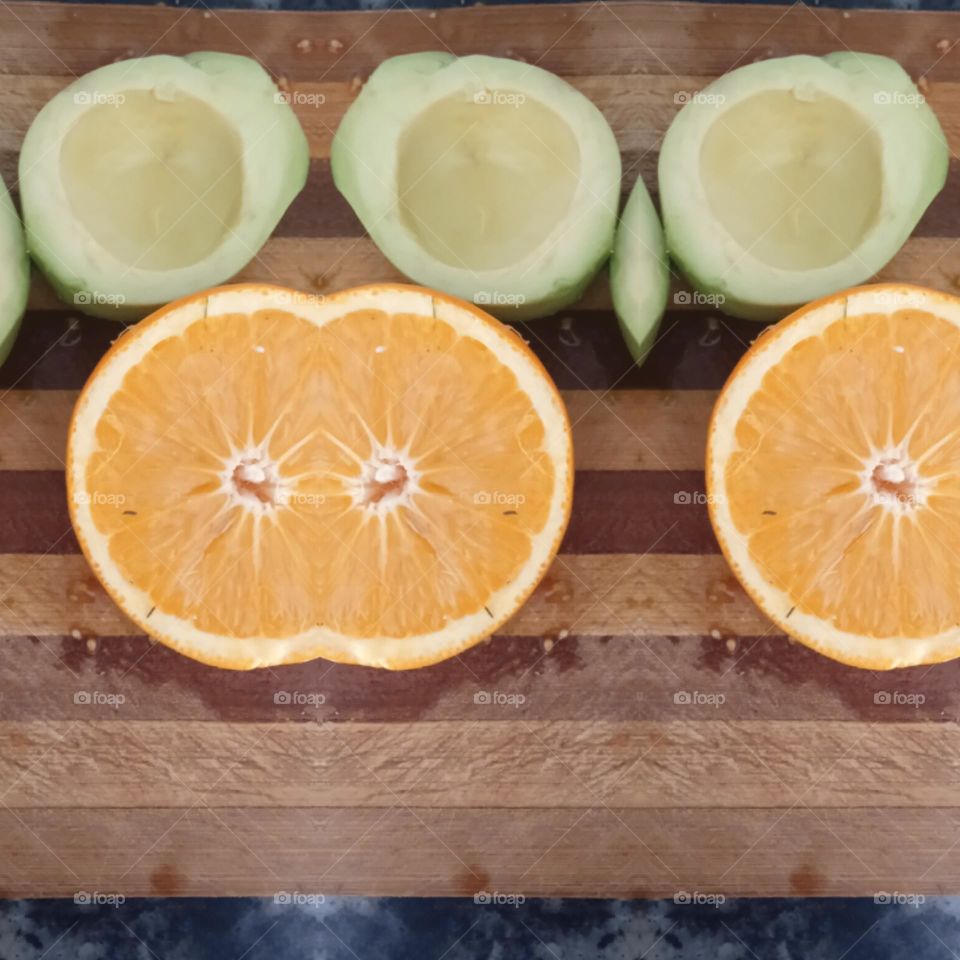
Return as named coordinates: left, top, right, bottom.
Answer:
left=858, top=447, right=930, bottom=513
left=708, top=285, right=960, bottom=669
left=222, top=448, right=289, bottom=513
left=68, top=284, right=572, bottom=670
left=349, top=446, right=421, bottom=515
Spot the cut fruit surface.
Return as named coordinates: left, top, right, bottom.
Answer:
left=0, top=173, right=29, bottom=366
left=396, top=94, right=580, bottom=272
left=67, top=283, right=573, bottom=669
left=332, top=53, right=621, bottom=320
left=699, top=90, right=882, bottom=273
left=659, top=53, right=948, bottom=320
left=60, top=91, right=244, bottom=272
left=708, top=283, right=960, bottom=669
left=20, top=53, right=308, bottom=320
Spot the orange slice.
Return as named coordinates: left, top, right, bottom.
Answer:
left=67, top=283, right=572, bottom=670
left=708, top=283, right=960, bottom=670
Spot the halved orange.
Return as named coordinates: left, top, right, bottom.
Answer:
left=708, top=283, right=960, bottom=670
left=67, top=283, right=573, bottom=670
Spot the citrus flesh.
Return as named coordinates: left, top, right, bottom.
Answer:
left=67, top=283, right=572, bottom=669
left=708, top=284, right=960, bottom=669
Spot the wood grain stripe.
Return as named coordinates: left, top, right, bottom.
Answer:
left=2, top=720, right=959, bottom=809
left=0, top=391, right=70, bottom=469
left=18, top=232, right=960, bottom=330
left=2, top=804, right=959, bottom=899
left=4, top=632, right=952, bottom=724
left=239, top=156, right=960, bottom=242
left=0, top=389, right=715, bottom=471
left=7, top=150, right=960, bottom=241
left=4, top=2, right=960, bottom=83
left=563, top=471, right=716, bottom=554
left=0, top=472, right=75, bottom=554
left=0, top=469, right=715, bottom=555
left=0, top=306, right=753, bottom=392
left=0, top=553, right=769, bottom=638
left=6, top=65, right=960, bottom=174
left=278, top=156, right=960, bottom=241
left=6, top=0, right=960, bottom=905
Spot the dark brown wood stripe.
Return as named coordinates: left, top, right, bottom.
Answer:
left=0, top=469, right=715, bottom=555
left=0, top=472, right=77, bottom=554
left=917, top=161, right=960, bottom=238
left=0, top=470, right=80, bottom=554
left=7, top=152, right=960, bottom=243
left=0, top=309, right=754, bottom=392
left=273, top=159, right=359, bottom=238
left=0, top=312, right=112, bottom=391
left=275, top=157, right=960, bottom=241
left=562, top=471, right=715, bottom=554
left=522, top=311, right=756, bottom=390
left=1, top=632, right=952, bottom=723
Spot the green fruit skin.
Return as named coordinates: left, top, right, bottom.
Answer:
left=23, top=52, right=309, bottom=322
left=0, top=179, right=29, bottom=366
left=27, top=256, right=155, bottom=323
left=667, top=247, right=778, bottom=322
left=609, top=177, right=670, bottom=365
left=493, top=242, right=613, bottom=323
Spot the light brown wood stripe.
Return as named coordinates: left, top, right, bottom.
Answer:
left=0, top=391, right=70, bottom=469
left=0, top=552, right=770, bottom=639
left=0, top=389, right=714, bottom=471
left=1, top=720, right=957, bottom=809
left=2, top=805, right=959, bottom=899
left=215, top=235, right=960, bottom=306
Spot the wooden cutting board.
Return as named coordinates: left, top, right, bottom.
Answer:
left=2, top=0, right=960, bottom=900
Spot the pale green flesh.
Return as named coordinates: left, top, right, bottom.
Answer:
left=700, top=90, right=883, bottom=271
left=396, top=93, right=580, bottom=271
left=610, top=175, right=669, bottom=366
left=60, top=91, right=243, bottom=272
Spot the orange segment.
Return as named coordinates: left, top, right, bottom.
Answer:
left=708, top=284, right=960, bottom=669
left=68, top=284, right=572, bottom=669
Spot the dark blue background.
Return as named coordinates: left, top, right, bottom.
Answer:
left=5, top=895, right=960, bottom=958
left=33, top=0, right=960, bottom=11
